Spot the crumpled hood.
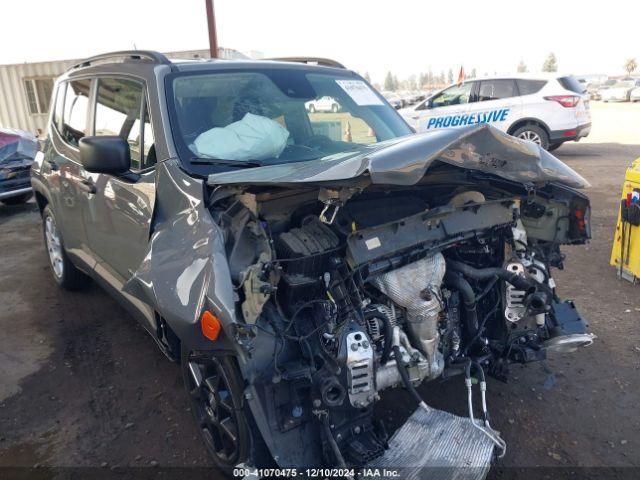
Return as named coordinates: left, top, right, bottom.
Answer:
left=208, top=124, right=589, bottom=189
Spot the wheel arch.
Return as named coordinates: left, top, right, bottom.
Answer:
left=31, top=180, right=51, bottom=216
left=507, top=117, right=551, bottom=137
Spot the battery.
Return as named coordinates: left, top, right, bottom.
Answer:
left=610, top=157, right=640, bottom=283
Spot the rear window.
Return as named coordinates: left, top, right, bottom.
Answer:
left=516, top=79, right=547, bottom=96
left=51, top=83, right=66, bottom=132
left=558, top=76, right=585, bottom=94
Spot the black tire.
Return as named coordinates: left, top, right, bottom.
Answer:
left=42, top=205, right=88, bottom=290
left=331, top=104, right=339, bottom=113
left=182, top=347, right=271, bottom=474
left=547, top=142, right=562, bottom=152
left=512, top=124, right=549, bottom=150
left=308, top=104, right=316, bottom=113
left=1, top=192, right=33, bottom=205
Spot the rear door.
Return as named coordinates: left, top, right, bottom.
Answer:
left=465, top=78, right=522, bottom=132
left=47, top=78, right=95, bottom=269
left=406, top=82, right=473, bottom=133
left=80, top=76, right=157, bottom=295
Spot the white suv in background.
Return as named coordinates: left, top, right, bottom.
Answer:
left=305, top=95, right=341, bottom=113
left=400, top=74, right=591, bottom=151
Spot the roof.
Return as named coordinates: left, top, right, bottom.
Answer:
left=63, top=50, right=348, bottom=76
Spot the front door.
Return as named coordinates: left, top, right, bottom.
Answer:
left=79, top=77, right=157, bottom=324
left=407, top=82, right=473, bottom=133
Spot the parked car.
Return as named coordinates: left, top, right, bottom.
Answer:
left=305, top=95, right=341, bottom=113
left=0, top=128, right=38, bottom=205
left=631, top=86, right=640, bottom=102
left=400, top=74, right=591, bottom=151
left=32, top=51, right=593, bottom=474
left=382, top=91, right=403, bottom=109
left=591, top=79, right=616, bottom=101
left=601, top=79, right=640, bottom=102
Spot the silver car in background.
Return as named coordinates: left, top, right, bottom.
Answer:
left=601, top=79, right=640, bottom=102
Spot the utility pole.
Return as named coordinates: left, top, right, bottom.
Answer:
left=205, top=0, right=218, bottom=58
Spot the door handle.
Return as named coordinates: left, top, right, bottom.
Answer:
left=78, top=179, right=96, bottom=194
left=44, top=158, right=59, bottom=171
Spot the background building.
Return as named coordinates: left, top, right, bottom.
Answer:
left=0, top=47, right=255, bottom=135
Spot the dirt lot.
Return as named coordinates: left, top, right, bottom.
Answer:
left=1, top=103, right=639, bottom=478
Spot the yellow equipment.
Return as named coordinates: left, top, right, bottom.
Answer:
left=610, top=157, right=640, bottom=283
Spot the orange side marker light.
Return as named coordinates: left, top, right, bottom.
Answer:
left=201, top=310, right=221, bottom=341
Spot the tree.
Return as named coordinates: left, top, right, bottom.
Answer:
left=517, top=59, right=527, bottom=73
left=542, top=53, right=557, bottom=72
left=469, top=68, right=477, bottom=79
left=393, top=75, right=399, bottom=91
left=624, top=58, right=638, bottom=76
left=418, top=72, right=426, bottom=89
left=406, top=74, right=417, bottom=90
left=447, top=68, right=454, bottom=84
left=363, top=71, right=371, bottom=83
left=384, top=71, right=395, bottom=91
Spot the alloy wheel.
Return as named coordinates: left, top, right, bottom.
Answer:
left=45, top=215, right=64, bottom=279
left=186, top=354, right=241, bottom=464
left=517, top=130, right=542, bottom=145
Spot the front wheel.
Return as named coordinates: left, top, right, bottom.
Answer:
left=513, top=124, right=549, bottom=150
left=42, top=205, right=88, bottom=290
left=182, top=348, right=271, bottom=473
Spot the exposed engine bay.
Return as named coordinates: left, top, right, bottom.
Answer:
left=208, top=169, right=593, bottom=468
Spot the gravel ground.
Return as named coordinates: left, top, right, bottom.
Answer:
left=1, top=107, right=639, bottom=478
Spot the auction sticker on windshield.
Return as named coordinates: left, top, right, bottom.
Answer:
left=336, top=80, right=383, bottom=106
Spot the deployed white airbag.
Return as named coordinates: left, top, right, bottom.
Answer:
left=193, top=113, right=289, bottom=161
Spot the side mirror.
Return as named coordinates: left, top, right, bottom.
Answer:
left=79, top=136, right=131, bottom=175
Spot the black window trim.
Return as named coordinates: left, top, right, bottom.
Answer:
left=54, top=76, right=94, bottom=154
left=50, top=81, right=67, bottom=136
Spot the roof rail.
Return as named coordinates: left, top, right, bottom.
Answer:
left=266, top=57, right=346, bottom=69
left=71, top=50, right=172, bottom=69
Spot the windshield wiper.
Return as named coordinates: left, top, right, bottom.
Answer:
left=191, top=157, right=263, bottom=168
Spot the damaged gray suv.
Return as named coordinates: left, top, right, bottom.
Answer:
left=32, top=51, right=594, bottom=474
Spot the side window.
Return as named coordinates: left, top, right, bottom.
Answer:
left=430, top=83, right=472, bottom=108
left=61, top=79, right=91, bottom=146
left=477, top=80, right=516, bottom=102
left=23, top=78, right=54, bottom=115
left=516, top=79, right=547, bottom=96
left=52, top=83, right=66, bottom=132
left=94, top=78, right=145, bottom=170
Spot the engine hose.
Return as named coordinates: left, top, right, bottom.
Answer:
left=446, top=259, right=535, bottom=292
left=464, top=359, right=507, bottom=457
left=392, top=345, right=429, bottom=412
left=364, top=308, right=393, bottom=365
left=444, top=271, right=479, bottom=336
